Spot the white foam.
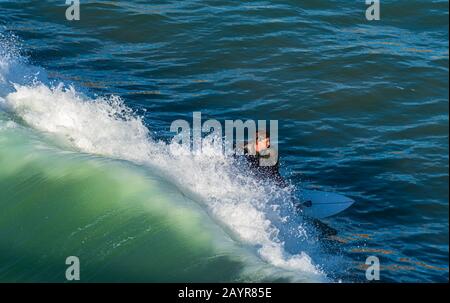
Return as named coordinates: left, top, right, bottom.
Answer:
left=1, top=45, right=327, bottom=280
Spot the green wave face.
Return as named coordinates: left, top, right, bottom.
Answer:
left=0, top=119, right=289, bottom=282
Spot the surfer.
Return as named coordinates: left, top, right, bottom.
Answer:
left=239, top=131, right=338, bottom=236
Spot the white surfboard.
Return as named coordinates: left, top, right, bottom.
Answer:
left=296, top=189, right=355, bottom=219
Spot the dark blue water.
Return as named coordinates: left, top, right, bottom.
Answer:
left=0, top=0, right=448, bottom=282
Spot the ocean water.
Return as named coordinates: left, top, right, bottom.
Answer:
left=0, top=0, right=448, bottom=282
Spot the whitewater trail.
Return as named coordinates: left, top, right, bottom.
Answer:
left=0, top=37, right=329, bottom=280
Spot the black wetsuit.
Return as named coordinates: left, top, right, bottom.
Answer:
left=243, top=146, right=286, bottom=186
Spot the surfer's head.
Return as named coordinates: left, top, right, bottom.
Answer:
left=254, top=131, right=270, bottom=153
